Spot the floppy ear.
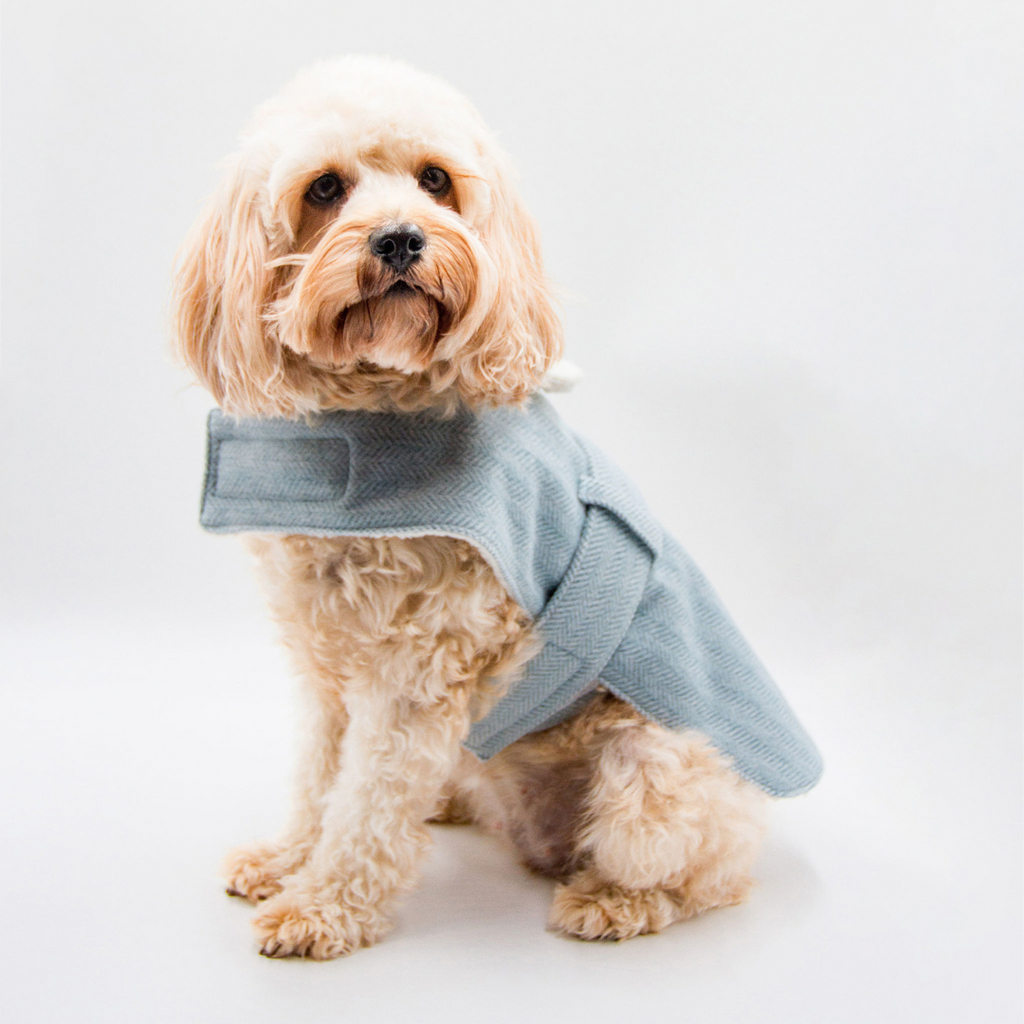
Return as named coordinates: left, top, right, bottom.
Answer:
left=170, top=157, right=282, bottom=413
left=461, top=157, right=563, bottom=404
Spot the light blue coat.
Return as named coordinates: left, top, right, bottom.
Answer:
left=200, top=395, right=822, bottom=797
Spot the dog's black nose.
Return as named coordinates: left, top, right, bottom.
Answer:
left=369, top=224, right=425, bottom=273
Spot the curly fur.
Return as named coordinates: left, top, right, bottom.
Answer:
left=172, top=55, right=769, bottom=959
left=172, top=55, right=561, bottom=418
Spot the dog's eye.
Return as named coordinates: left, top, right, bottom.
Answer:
left=305, top=173, right=346, bottom=207
left=418, top=166, right=451, bottom=198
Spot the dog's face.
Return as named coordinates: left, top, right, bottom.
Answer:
left=171, top=56, right=562, bottom=417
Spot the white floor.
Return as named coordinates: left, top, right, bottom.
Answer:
left=2, top=616, right=1020, bottom=1024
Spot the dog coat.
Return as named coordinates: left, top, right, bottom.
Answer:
left=199, top=395, right=822, bottom=797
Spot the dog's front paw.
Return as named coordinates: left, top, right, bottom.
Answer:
left=222, top=840, right=309, bottom=903
left=252, top=885, right=388, bottom=960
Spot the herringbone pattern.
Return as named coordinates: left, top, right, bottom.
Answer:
left=200, top=395, right=822, bottom=797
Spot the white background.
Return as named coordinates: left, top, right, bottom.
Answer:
left=2, top=2, right=1021, bottom=1021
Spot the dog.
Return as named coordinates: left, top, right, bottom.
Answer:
left=170, top=55, right=821, bottom=960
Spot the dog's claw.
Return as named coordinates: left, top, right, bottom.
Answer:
left=226, top=887, right=243, bottom=897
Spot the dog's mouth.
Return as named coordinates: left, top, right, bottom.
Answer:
left=333, top=281, right=453, bottom=372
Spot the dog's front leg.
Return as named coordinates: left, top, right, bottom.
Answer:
left=223, top=682, right=348, bottom=902
left=251, top=675, right=472, bottom=959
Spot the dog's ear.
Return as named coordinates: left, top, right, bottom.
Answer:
left=170, top=157, right=282, bottom=413
left=461, top=158, right=563, bottom=404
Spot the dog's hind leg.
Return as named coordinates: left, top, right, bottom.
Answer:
left=549, top=717, right=768, bottom=941
left=428, top=747, right=487, bottom=824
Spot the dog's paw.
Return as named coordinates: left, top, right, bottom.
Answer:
left=549, top=875, right=678, bottom=941
left=222, top=841, right=308, bottom=903
left=252, top=886, right=387, bottom=960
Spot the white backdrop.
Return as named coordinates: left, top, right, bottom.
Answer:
left=2, top=2, right=1021, bottom=1021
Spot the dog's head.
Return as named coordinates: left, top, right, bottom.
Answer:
left=171, top=56, right=562, bottom=417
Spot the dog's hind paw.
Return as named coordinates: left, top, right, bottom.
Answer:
left=548, top=871, right=679, bottom=941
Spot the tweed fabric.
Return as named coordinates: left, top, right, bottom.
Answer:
left=200, top=396, right=823, bottom=797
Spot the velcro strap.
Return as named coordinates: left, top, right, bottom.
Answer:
left=575, top=437, right=662, bottom=556
left=465, top=503, right=654, bottom=759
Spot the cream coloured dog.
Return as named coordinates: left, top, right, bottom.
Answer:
left=171, top=56, right=770, bottom=960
